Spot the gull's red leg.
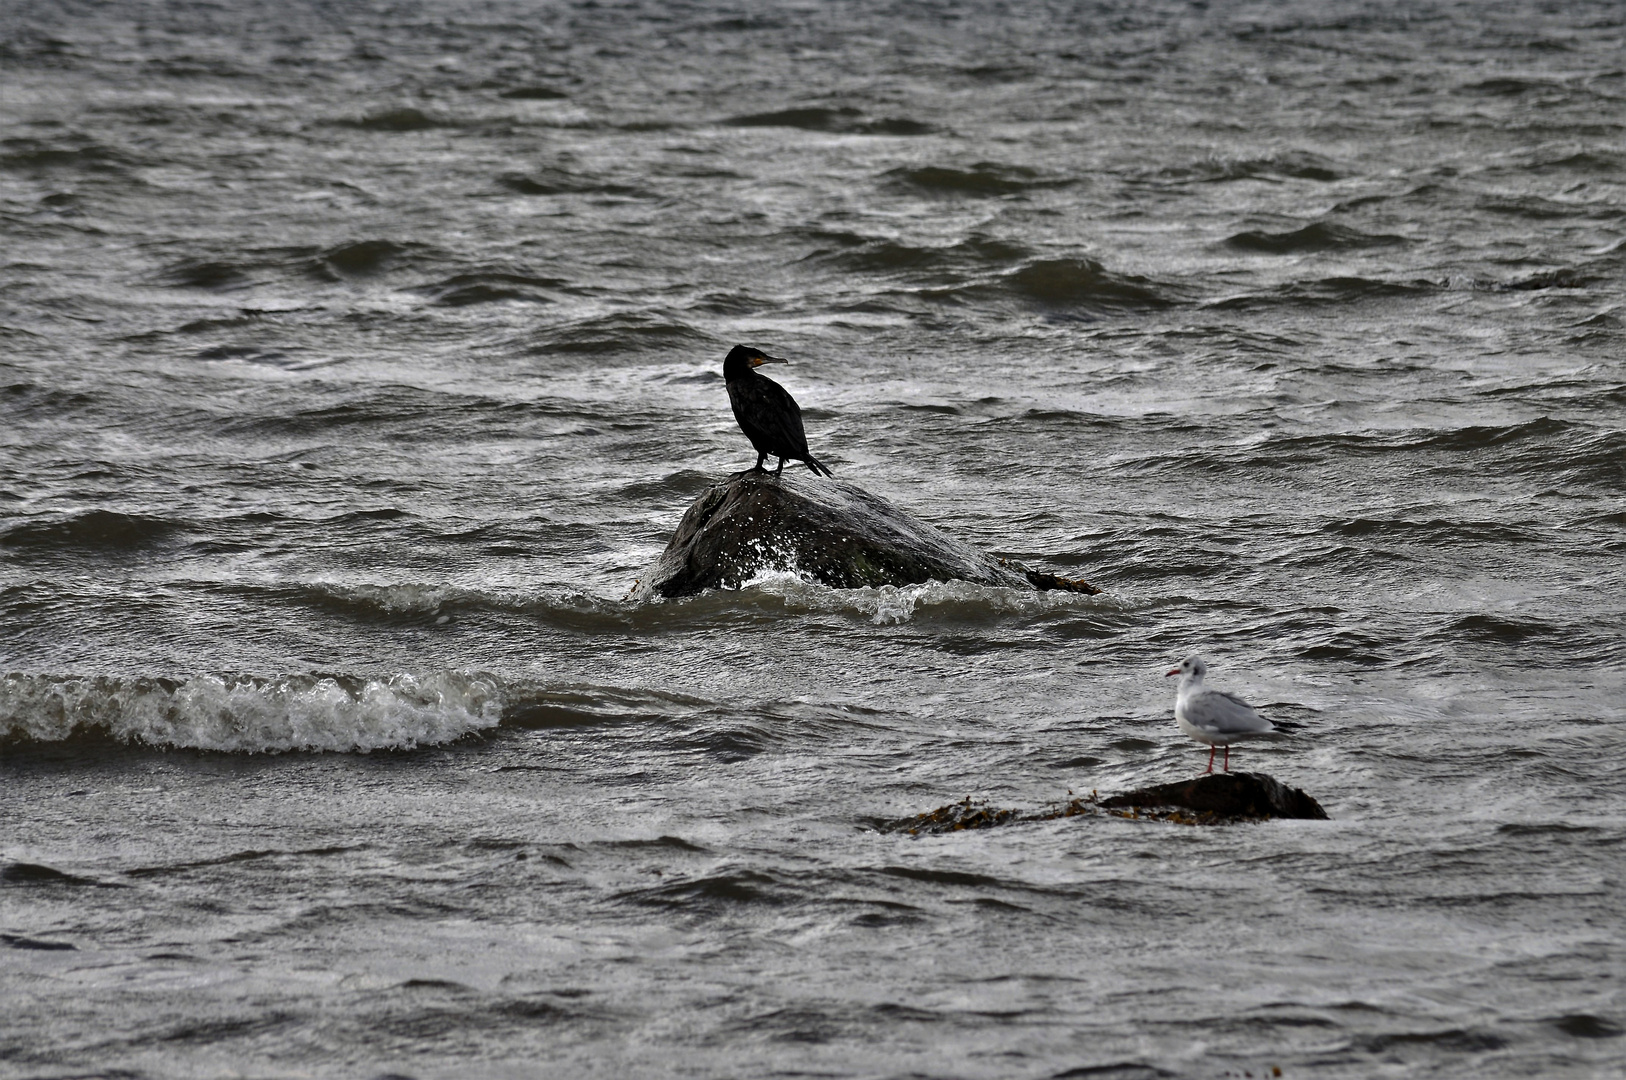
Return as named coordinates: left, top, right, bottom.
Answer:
left=1223, top=745, right=1231, bottom=772
left=1205, top=745, right=1216, bottom=774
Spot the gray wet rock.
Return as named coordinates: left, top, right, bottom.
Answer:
left=643, top=471, right=1098, bottom=598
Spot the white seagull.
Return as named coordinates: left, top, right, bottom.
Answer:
left=1166, top=655, right=1295, bottom=774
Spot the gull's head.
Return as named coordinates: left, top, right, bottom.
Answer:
left=724, top=344, right=788, bottom=373
left=1165, top=655, right=1207, bottom=681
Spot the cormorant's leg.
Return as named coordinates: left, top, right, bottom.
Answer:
left=754, top=452, right=767, bottom=473
left=773, top=456, right=785, bottom=476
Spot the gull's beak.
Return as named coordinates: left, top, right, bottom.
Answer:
left=1165, top=668, right=1180, bottom=677
left=751, top=353, right=789, bottom=367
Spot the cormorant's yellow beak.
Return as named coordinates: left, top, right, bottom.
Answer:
left=751, top=354, right=788, bottom=367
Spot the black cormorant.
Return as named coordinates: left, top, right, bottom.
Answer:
left=722, top=344, right=833, bottom=477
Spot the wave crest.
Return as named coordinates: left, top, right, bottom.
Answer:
left=0, top=671, right=502, bottom=753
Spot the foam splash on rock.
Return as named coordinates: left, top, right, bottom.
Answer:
left=735, top=569, right=1106, bottom=624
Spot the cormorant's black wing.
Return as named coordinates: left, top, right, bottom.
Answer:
left=730, top=374, right=812, bottom=458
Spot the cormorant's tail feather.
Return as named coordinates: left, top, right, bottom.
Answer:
left=804, top=455, right=834, bottom=477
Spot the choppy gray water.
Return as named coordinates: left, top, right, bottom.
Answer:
left=3, top=1, right=1624, bottom=1077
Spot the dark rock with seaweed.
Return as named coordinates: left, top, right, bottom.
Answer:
left=886, top=773, right=1327, bottom=835
left=1100, top=772, right=1327, bottom=821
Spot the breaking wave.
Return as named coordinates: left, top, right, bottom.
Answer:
left=0, top=670, right=502, bottom=753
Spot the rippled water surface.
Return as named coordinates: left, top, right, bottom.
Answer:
left=3, top=1, right=1624, bottom=1077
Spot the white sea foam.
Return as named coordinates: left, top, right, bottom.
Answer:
left=0, top=671, right=503, bottom=753
left=734, top=569, right=1107, bottom=624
